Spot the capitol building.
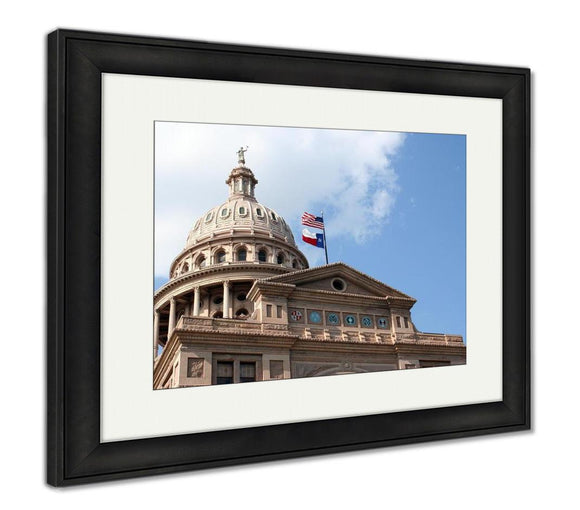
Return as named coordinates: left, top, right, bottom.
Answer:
left=153, top=153, right=466, bottom=389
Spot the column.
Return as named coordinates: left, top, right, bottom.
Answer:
left=223, top=280, right=231, bottom=318
left=153, top=310, right=160, bottom=358
left=168, top=297, right=176, bottom=337
left=193, top=286, right=200, bottom=316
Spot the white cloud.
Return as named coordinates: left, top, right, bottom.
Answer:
left=155, top=122, right=405, bottom=277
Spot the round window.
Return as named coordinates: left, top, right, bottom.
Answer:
left=213, top=296, right=223, bottom=305
left=237, top=293, right=247, bottom=301
left=331, top=278, right=346, bottom=291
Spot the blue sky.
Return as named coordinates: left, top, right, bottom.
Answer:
left=155, top=123, right=465, bottom=340
left=327, top=133, right=466, bottom=339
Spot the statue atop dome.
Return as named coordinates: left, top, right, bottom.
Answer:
left=237, top=146, right=249, bottom=166
left=226, top=153, right=258, bottom=200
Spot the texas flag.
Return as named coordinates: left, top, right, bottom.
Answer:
left=302, top=228, right=325, bottom=248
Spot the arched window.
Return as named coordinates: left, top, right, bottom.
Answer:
left=277, top=253, right=285, bottom=264
left=182, top=262, right=189, bottom=272
left=270, top=211, right=277, bottom=221
left=292, top=259, right=297, bottom=269
left=256, top=208, right=263, bottom=217
left=258, top=249, right=267, bottom=262
left=215, top=250, right=226, bottom=263
left=220, top=208, right=229, bottom=218
left=238, top=206, right=246, bottom=216
left=197, top=255, right=206, bottom=268
left=235, top=308, right=249, bottom=320
left=237, top=248, right=247, bottom=261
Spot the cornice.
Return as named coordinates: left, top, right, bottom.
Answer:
left=175, top=324, right=299, bottom=340
left=393, top=343, right=467, bottom=355
left=261, top=262, right=416, bottom=301
left=386, top=296, right=417, bottom=307
left=291, top=339, right=398, bottom=354
left=178, top=331, right=298, bottom=349
left=154, top=263, right=291, bottom=302
left=247, top=280, right=296, bottom=300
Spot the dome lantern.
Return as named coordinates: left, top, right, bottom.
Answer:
left=225, top=146, right=258, bottom=200
left=225, top=165, right=258, bottom=201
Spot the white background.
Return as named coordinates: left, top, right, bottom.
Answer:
left=0, top=1, right=577, bottom=508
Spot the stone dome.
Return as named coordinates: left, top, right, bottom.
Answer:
left=185, top=164, right=296, bottom=247
left=167, top=162, right=308, bottom=280
left=186, top=198, right=296, bottom=248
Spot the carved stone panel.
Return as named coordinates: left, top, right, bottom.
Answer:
left=187, top=357, right=204, bottom=378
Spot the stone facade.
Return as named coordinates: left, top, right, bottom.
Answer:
left=153, top=161, right=465, bottom=389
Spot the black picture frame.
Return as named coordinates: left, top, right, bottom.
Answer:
left=47, top=29, right=530, bottom=486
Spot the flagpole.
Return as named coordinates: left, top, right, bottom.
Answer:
left=321, top=211, right=329, bottom=265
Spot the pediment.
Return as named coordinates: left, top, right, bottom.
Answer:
left=261, top=262, right=414, bottom=301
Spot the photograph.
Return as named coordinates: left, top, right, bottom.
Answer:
left=153, top=122, right=467, bottom=389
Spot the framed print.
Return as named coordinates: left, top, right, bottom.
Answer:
left=47, top=29, right=530, bottom=486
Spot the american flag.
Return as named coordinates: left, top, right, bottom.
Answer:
left=301, top=212, right=324, bottom=230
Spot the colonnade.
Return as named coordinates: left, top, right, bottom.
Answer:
left=153, top=280, right=234, bottom=358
